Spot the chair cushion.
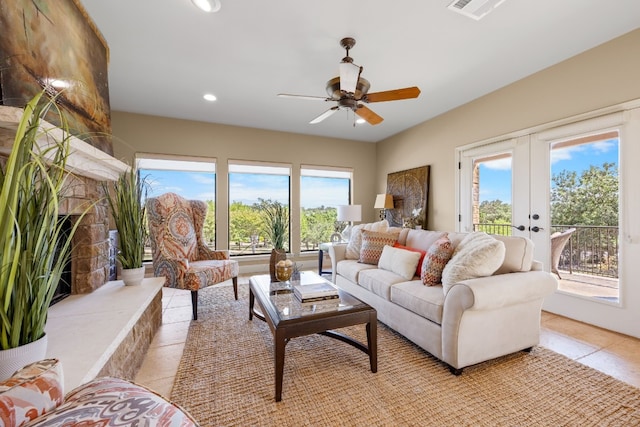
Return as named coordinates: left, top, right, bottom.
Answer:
left=441, top=232, right=505, bottom=293
left=0, top=359, right=64, bottom=427
left=29, top=377, right=199, bottom=426
left=185, top=259, right=239, bottom=291
left=358, top=230, right=400, bottom=265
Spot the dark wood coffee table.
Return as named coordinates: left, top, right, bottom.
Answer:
left=249, top=271, right=377, bottom=402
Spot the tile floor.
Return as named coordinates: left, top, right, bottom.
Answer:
left=134, top=278, right=640, bottom=398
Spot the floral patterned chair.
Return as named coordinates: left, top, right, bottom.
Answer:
left=146, top=192, right=239, bottom=320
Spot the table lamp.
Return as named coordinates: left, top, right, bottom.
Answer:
left=374, top=193, right=394, bottom=220
left=336, top=204, right=362, bottom=241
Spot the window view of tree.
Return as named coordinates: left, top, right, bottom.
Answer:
left=473, top=154, right=512, bottom=235
left=228, top=162, right=290, bottom=255
left=300, top=167, right=351, bottom=251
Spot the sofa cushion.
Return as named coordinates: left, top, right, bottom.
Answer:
left=378, top=245, right=422, bottom=280
left=336, top=259, right=377, bottom=284
left=358, top=268, right=407, bottom=300
left=403, top=229, right=447, bottom=252
left=393, top=243, right=427, bottom=277
left=359, top=229, right=400, bottom=265
left=345, top=220, right=389, bottom=259
left=390, top=280, right=445, bottom=325
left=29, top=377, right=199, bottom=426
left=421, top=234, right=455, bottom=286
left=441, top=232, right=506, bottom=293
left=0, top=359, right=64, bottom=427
left=491, top=234, right=535, bottom=274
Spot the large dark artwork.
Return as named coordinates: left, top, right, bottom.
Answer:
left=385, top=165, right=430, bottom=229
left=0, top=0, right=112, bottom=155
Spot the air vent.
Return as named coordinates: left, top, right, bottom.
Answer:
left=447, top=0, right=507, bottom=20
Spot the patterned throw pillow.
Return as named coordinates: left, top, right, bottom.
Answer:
left=421, top=233, right=454, bottom=286
left=345, top=220, right=389, bottom=259
left=0, top=359, right=64, bottom=427
left=359, top=229, right=399, bottom=265
left=394, top=242, right=427, bottom=277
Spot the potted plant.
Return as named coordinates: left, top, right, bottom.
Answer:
left=260, top=199, right=289, bottom=281
left=0, top=92, right=86, bottom=380
left=103, top=167, right=149, bottom=286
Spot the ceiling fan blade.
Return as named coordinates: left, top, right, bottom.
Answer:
left=364, top=86, right=421, bottom=103
left=339, top=62, right=361, bottom=94
left=355, top=105, right=383, bottom=125
left=310, top=106, right=339, bottom=124
left=278, top=93, right=329, bottom=101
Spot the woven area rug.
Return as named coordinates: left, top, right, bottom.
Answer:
left=171, top=282, right=640, bottom=426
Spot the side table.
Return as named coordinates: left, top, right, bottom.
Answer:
left=318, top=242, right=337, bottom=277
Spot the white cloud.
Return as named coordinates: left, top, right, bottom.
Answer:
left=482, top=158, right=512, bottom=171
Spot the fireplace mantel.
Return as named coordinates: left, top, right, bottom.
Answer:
left=0, top=105, right=128, bottom=181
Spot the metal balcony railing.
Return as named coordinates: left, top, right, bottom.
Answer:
left=473, top=223, right=619, bottom=279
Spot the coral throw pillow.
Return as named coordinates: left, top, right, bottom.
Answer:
left=359, top=230, right=399, bottom=265
left=394, top=243, right=427, bottom=277
left=421, top=234, right=454, bottom=286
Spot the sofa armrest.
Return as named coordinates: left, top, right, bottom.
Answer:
left=456, top=271, right=558, bottom=310
left=328, top=243, right=347, bottom=283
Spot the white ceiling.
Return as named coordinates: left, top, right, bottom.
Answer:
left=80, top=0, right=640, bottom=143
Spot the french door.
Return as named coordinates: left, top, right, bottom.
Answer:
left=457, top=110, right=636, bottom=335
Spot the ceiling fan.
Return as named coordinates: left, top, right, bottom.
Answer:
left=278, top=37, right=421, bottom=126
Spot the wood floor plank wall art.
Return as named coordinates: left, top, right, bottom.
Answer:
left=171, top=284, right=640, bottom=426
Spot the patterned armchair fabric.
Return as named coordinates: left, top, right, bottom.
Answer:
left=146, top=192, right=239, bottom=319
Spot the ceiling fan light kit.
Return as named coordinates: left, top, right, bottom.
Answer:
left=191, top=0, right=221, bottom=13
left=278, top=37, right=421, bottom=126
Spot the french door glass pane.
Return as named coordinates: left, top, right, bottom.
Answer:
left=472, top=153, right=512, bottom=236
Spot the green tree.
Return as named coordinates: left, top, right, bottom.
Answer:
left=229, top=202, right=262, bottom=251
left=301, top=207, right=336, bottom=250
left=551, top=162, right=618, bottom=226
left=479, top=199, right=512, bottom=224
left=203, top=200, right=216, bottom=245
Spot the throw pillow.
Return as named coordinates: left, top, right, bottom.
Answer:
left=378, top=245, right=422, bottom=280
left=0, top=359, right=64, bottom=427
left=420, top=234, right=454, bottom=286
left=441, top=232, right=506, bottom=293
left=345, top=220, right=389, bottom=260
left=359, top=229, right=399, bottom=265
left=394, top=242, right=427, bottom=277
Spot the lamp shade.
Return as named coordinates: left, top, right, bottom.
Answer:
left=374, top=194, right=394, bottom=209
left=337, top=205, right=362, bottom=222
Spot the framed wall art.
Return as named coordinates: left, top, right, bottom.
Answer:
left=385, top=165, right=430, bottom=229
left=0, top=0, right=112, bottom=154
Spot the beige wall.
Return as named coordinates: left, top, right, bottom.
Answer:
left=377, top=28, right=640, bottom=231
left=110, top=112, right=377, bottom=256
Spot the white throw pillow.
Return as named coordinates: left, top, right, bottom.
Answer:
left=378, top=245, right=422, bottom=280
left=441, top=232, right=506, bottom=294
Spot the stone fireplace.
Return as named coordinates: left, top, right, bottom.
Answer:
left=0, top=105, right=129, bottom=294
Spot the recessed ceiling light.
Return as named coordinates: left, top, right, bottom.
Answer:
left=192, top=0, right=221, bottom=13
left=203, top=93, right=217, bottom=102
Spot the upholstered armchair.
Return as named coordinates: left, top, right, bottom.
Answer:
left=146, top=192, right=239, bottom=320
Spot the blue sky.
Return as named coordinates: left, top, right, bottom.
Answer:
left=479, top=139, right=618, bottom=204
left=142, top=171, right=349, bottom=208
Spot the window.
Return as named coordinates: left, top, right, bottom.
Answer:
left=136, top=154, right=217, bottom=258
left=228, top=161, right=291, bottom=256
left=473, top=153, right=513, bottom=235
left=300, top=166, right=352, bottom=251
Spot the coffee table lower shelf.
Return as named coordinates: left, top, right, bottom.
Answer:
left=249, top=273, right=377, bottom=402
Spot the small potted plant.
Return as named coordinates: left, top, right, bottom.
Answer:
left=260, top=199, right=289, bottom=281
left=103, top=167, right=149, bottom=285
left=0, top=92, right=87, bottom=379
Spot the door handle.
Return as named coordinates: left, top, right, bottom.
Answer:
left=512, top=225, right=526, bottom=231
left=530, top=226, right=544, bottom=232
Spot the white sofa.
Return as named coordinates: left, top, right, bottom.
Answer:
left=328, top=225, right=557, bottom=374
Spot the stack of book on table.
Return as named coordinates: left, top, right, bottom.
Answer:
left=293, top=281, right=339, bottom=303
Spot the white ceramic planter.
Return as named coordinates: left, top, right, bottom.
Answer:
left=121, top=266, right=146, bottom=286
left=0, top=334, right=48, bottom=381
